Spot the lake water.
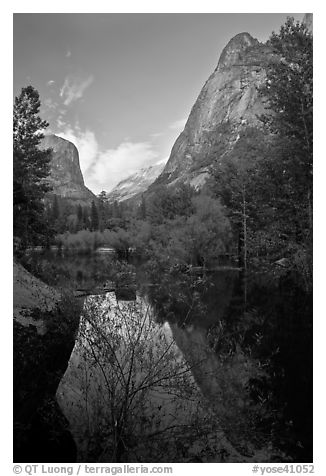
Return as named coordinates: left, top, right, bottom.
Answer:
left=20, top=251, right=313, bottom=463
left=57, top=275, right=248, bottom=462
left=35, top=252, right=245, bottom=462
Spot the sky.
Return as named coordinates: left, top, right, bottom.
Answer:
left=13, top=13, right=304, bottom=194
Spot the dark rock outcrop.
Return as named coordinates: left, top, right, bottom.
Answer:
left=153, top=33, right=275, bottom=189
left=13, top=262, right=82, bottom=462
left=40, top=134, right=96, bottom=204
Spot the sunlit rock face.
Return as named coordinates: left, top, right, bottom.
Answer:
left=153, top=32, right=275, bottom=189
left=40, top=134, right=96, bottom=204
left=106, top=162, right=165, bottom=203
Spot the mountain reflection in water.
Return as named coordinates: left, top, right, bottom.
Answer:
left=57, top=271, right=243, bottom=463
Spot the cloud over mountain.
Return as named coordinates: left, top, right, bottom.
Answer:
left=57, top=125, right=160, bottom=194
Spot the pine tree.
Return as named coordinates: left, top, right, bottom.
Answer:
left=98, top=191, right=108, bottom=204
left=139, top=195, right=147, bottom=220
left=263, top=18, right=312, bottom=154
left=97, top=191, right=108, bottom=230
left=52, top=195, right=60, bottom=221
left=77, top=204, right=83, bottom=223
left=83, top=207, right=89, bottom=229
left=260, top=17, right=313, bottom=287
left=13, top=85, right=53, bottom=246
left=112, top=201, right=121, bottom=219
left=91, top=200, right=99, bottom=231
left=261, top=17, right=313, bottom=234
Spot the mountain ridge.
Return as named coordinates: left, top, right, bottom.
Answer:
left=150, top=32, right=275, bottom=191
left=40, top=134, right=96, bottom=205
left=106, top=162, right=165, bottom=203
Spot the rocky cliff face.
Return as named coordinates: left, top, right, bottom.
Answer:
left=107, top=162, right=165, bottom=202
left=154, top=33, right=275, bottom=189
left=40, top=134, right=96, bottom=204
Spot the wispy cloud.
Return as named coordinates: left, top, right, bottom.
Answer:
left=60, top=74, right=94, bottom=106
left=47, top=80, right=55, bottom=86
left=150, top=132, right=164, bottom=139
left=169, top=118, right=187, bottom=131
left=56, top=117, right=67, bottom=129
left=65, top=49, right=72, bottom=58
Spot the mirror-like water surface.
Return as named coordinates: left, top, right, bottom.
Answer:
left=57, top=290, right=242, bottom=462
left=23, top=250, right=312, bottom=462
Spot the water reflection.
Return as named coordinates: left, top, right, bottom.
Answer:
left=57, top=289, right=242, bottom=462
left=24, top=251, right=313, bottom=461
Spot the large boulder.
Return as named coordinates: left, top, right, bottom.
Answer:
left=13, top=261, right=82, bottom=462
